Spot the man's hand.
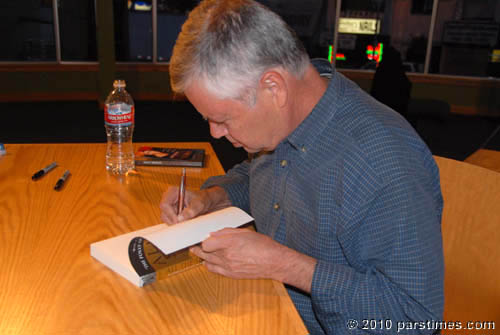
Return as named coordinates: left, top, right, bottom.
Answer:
left=190, top=228, right=317, bottom=293
left=160, top=186, right=232, bottom=224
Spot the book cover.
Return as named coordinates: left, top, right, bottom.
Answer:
left=135, top=146, right=205, bottom=167
left=90, top=207, right=254, bottom=287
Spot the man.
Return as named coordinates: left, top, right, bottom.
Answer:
left=160, top=0, right=444, bottom=334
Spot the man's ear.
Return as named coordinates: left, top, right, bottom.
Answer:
left=260, top=71, right=287, bottom=108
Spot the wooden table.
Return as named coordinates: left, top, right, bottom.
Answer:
left=0, top=143, right=307, bottom=335
left=464, top=148, right=500, bottom=174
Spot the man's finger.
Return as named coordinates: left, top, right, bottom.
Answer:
left=160, top=188, right=181, bottom=224
left=178, top=193, right=206, bottom=221
left=160, top=187, right=179, bottom=210
left=161, top=210, right=178, bottom=225
left=209, top=227, right=245, bottom=237
left=200, top=234, right=236, bottom=253
left=160, top=204, right=179, bottom=224
left=190, top=246, right=224, bottom=266
left=178, top=205, right=198, bottom=222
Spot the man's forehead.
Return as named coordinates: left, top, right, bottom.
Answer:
left=185, top=83, right=231, bottom=121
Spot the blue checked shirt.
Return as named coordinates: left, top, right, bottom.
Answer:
left=202, top=69, right=444, bottom=334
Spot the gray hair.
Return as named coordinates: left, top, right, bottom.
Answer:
left=169, top=0, right=310, bottom=104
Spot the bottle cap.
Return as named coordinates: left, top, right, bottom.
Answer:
left=113, top=80, right=126, bottom=88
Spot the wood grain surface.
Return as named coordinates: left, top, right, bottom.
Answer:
left=435, top=156, right=500, bottom=334
left=464, top=148, right=500, bottom=174
left=0, top=143, right=307, bottom=335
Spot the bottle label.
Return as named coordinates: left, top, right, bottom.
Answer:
left=105, top=104, right=134, bottom=126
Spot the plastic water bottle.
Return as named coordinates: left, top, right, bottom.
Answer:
left=104, top=80, right=135, bottom=175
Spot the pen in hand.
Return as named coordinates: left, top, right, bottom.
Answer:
left=177, top=168, right=186, bottom=215
left=32, top=162, right=58, bottom=180
left=54, top=170, right=70, bottom=191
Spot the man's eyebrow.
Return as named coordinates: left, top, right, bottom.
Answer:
left=203, top=115, right=227, bottom=123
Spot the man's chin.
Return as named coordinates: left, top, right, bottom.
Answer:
left=230, top=141, right=267, bottom=153
left=242, top=144, right=277, bottom=153
left=231, top=142, right=248, bottom=150
left=243, top=147, right=260, bottom=153
left=233, top=143, right=258, bottom=153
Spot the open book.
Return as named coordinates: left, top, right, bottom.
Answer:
left=90, top=207, right=254, bottom=287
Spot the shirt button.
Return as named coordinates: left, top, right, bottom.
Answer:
left=301, top=146, right=307, bottom=153
left=280, top=160, right=288, bottom=167
left=273, top=203, right=280, bottom=211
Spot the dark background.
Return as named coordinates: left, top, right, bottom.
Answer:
left=1, top=100, right=499, bottom=171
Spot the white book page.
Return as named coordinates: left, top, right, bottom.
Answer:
left=143, top=206, right=253, bottom=255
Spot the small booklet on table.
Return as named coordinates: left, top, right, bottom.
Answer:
left=135, top=146, right=205, bottom=167
left=90, top=207, right=253, bottom=287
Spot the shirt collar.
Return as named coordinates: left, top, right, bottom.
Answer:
left=285, top=68, right=344, bottom=152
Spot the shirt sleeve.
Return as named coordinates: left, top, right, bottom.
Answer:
left=310, top=174, right=444, bottom=335
left=201, top=160, right=251, bottom=213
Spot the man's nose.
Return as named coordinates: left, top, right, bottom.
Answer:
left=209, top=121, right=228, bottom=139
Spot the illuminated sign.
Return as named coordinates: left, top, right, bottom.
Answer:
left=366, top=43, right=384, bottom=63
left=338, top=18, right=380, bottom=35
left=134, top=1, right=152, bottom=11
left=328, top=45, right=346, bottom=62
left=492, top=50, right=500, bottom=63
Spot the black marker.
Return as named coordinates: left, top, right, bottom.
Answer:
left=32, top=162, right=58, bottom=180
left=54, top=170, right=70, bottom=191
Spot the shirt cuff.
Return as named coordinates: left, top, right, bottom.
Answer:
left=312, top=260, right=357, bottom=302
left=310, top=259, right=362, bottom=325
